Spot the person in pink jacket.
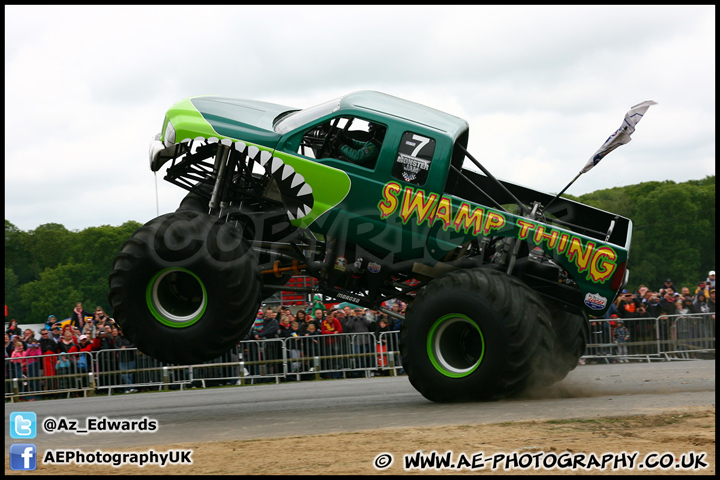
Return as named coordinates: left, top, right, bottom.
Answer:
left=11, top=341, right=41, bottom=400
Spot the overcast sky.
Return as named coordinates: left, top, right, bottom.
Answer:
left=5, top=5, right=715, bottom=232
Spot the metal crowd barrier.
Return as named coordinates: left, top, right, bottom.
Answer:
left=4, top=332, right=404, bottom=401
left=4, top=315, right=713, bottom=401
left=378, top=331, right=403, bottom=373
left=5, top=351, right=95, bottom=401
left=584, top=313, right=715, bottom=363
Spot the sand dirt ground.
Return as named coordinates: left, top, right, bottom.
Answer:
left=6, top=406, right=714, bottom=475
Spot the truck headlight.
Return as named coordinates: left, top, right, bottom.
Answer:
left=163, top=120, right=176, bottom=147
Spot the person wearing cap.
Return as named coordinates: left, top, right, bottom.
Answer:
left=68, top=334, right=95, bottom=380
left=617, top=290, right=640, bottom=319
left=611, top=319, right=630, bottom=363
left=706, top=270, right=715, bottom=289
left=45, top=315, right=58, bottom=332
left=658, top=278, right=677, bottom=296
left=75, top=334, right=90, bottom=348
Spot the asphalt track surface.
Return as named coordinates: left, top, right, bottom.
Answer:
left=4, top=360, right=715, bottom=454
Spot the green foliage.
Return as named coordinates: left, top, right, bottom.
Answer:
left=25, top=223, right=73, bottom=278
left=5, top=221, right=142, bottom=324
left=19, top=263, right=88, bottom=321
left=5, top=220, right=34, bottom=285
left=5, top=268, right=22, bottom=318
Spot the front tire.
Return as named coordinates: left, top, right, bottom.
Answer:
left=400, top=268, right=555, bottom=402
left=108, top=211, right=261, bottom=365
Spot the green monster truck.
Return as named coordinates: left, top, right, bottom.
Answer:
left=109, top=91, right=635, bottom=402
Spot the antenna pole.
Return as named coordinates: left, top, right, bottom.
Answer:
left=543, top=171, right=582, bottom=212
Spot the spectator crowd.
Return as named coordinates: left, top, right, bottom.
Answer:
left=585, top=270, right=715, bottom=363
left=5, top=296, right=409, bottom=399
left=5, top=271, right=715, bottom=399
left=5, top=302, right=136, bottom=400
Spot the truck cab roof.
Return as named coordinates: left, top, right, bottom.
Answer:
left=338, top=91, right=470, bottom=141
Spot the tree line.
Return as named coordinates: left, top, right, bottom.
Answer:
left=5, top=175, right=715, bottom=325
left=5, top=220, right=142, bottom=325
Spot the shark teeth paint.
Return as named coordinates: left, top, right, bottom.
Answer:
left=179, top=137, right=315, bottom=220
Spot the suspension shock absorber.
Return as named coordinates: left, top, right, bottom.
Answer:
left=208, top=140, right=232, bottom=213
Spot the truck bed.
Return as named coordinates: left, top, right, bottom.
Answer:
left=446, top=167, right=631, bottom=249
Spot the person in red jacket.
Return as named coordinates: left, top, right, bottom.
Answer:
left=321, top=312, right=343, bottom=336
left=68, top=334, right=98, bottom=387
left=321, top=310, right=343, bottom=378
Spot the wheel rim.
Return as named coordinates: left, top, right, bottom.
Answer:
left=146, top=268, right=207, bottom=328
left=427, top=314, right=485, bottom=378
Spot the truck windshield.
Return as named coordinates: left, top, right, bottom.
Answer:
left=274, top=97, right=342, bottom=134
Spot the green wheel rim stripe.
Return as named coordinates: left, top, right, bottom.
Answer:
left=426, top=313, right=485, bottom=378
left=146, top=267, right=207, bottom=328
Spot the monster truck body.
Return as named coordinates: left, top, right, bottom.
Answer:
left=110, top=91, right=632, bottom=401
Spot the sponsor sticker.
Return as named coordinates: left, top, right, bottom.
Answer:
left=584, top=292, right=608, bottom=310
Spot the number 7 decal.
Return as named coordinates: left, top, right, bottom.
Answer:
left=410, top=134, right=430, bottom=157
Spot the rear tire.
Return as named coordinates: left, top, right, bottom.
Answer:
left=108, top=211, right=261, bottom=365
left=400, top=268, right=555, bottom=402
left=546, top=305, right=588, bottom=381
